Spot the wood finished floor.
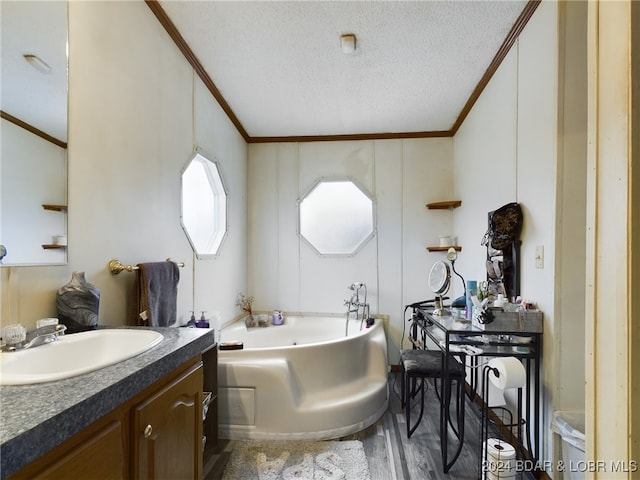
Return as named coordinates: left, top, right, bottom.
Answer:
left=206, top=372, right=536, bottom=480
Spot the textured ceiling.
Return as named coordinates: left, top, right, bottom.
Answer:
left=159, top=0, right=530, bottom=139
left=0, top=1, right=532, bottom=144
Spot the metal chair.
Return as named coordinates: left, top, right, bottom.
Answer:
left=400, top=348, right=466, bottom=472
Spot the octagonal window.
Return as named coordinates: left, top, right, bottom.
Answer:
left=298, top=178, right=375, bottom=256
left=180, top=152, right=227, bottom=258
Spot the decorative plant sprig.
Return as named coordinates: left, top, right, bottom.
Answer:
left=235, top=293, right=254, bottom=316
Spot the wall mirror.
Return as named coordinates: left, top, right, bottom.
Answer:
left=1, top=1, right=69, bottom=266
left=298, top=178, right=375, bottom=256
left=180, top=152, right=228, bottom=259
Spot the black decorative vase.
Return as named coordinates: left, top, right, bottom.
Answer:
left=57, top=271, right=100, bottom=334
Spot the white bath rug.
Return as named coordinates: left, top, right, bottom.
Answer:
left=221, top=440, right=372, bottom=480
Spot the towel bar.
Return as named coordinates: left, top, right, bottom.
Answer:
left=109, top=259, right=185, bottom=275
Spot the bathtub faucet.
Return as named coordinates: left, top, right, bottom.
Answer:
left=344, top=282, right=370, bottom=335
left=344, top=297, right=359, bottom=314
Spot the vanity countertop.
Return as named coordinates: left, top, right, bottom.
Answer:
left=0, top=326, right=215, bottom=479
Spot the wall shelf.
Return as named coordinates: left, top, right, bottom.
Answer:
left=426, top=246, right=462, bottom=252
left=42, top=205, right=67, bottom=251
left=426, top=200, right=462, bottom=252
left=42, top=204, right=67, bottom=212
left=426, top=200, right=461, bottom=210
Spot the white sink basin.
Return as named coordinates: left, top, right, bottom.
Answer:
left=0, top=329, right=164, bottom=385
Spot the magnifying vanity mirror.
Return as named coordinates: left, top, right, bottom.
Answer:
left=1, top=1, right=69, bottom=266
left=428, top=260, right=451, bottom=316
left=180, top=152, right=228, bottom=259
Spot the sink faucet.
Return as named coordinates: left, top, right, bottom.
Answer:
left=1, top=323, right=67, bottom=352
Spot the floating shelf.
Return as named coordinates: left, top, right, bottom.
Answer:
left=42, top=244, right=66, bottom=250
left=426, top=246, right=462, bottom=252
left=42, top=204, right=67, bottom=212
left=426, top=200, right=462, bottom=252
left=426, top=200, right=462, bottom=210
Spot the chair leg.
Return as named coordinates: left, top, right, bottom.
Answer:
left=447, top=378, right=462, bottom=439
left=406, top=375, right=425, bottom=438
left=409, top=377, right=421, bottom=400
left=400, top=370, right=419, bottom=408
left=442, top=377, right=466, bottom=473
left=405, top=377, right=410, bottom=436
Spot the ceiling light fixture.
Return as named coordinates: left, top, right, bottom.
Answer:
left=23, top=54, right=52, bottom=74
left=340, top=34, right=356, bottom=55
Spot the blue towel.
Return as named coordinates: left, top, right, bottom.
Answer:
left=136, top=261, right=179, bottom=327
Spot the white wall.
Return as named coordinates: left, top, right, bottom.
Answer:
left=0, top=1, right=247, bottom=332
left=452, top=46, right=518, bottom=286
left=248, top=138, right=454, bottom=363
left=555, top=0, right=587, bottom=414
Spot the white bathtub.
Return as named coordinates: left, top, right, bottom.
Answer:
left=218, top=314, right=388, bottom=440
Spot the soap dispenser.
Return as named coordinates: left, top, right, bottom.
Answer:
left=197, top=311, right=210, bottom=328
left=186, top=311, right=197, bottom=327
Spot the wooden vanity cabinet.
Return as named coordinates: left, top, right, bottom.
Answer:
left=10, top=412, right=130, bottom=479
left=9, top=356, right=205, bottom=480
left=134, top=361, right=203, bottom=479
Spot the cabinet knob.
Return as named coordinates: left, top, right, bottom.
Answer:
left=143, top=424, right=153, bottom=439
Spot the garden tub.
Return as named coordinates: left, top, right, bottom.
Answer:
left=218, top=314, right=388, bottom=440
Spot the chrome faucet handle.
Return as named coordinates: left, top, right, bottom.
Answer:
left=1, top=324, right=27, bottom=346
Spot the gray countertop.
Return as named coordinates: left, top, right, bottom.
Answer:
left=0, top=326, right=216, bottom=479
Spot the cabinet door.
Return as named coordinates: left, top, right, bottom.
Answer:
left=10, top=417, right=128, bottom=480
left=134, top=362, right=203, bottom=480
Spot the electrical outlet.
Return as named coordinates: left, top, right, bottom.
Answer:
left=535, top=245, right=544, bottom=269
